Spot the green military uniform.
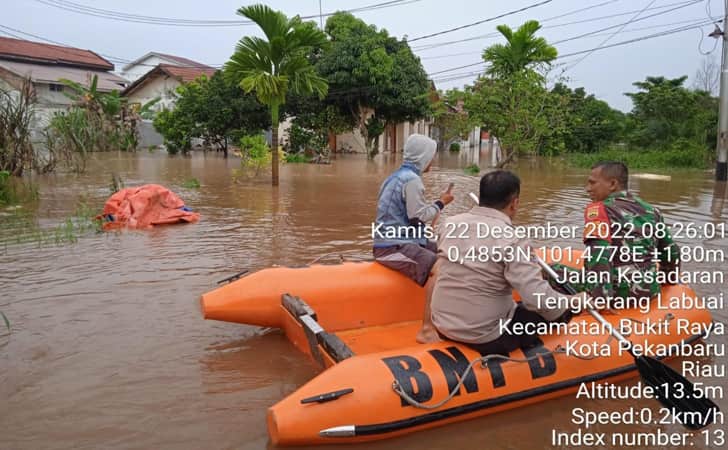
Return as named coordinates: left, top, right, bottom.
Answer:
left=553, top=191, right=680, bottom=300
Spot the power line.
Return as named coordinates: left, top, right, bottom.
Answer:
left=31, top=0, right=422, bottom=27
left=559, top=19, right=715, bottom=57
left=0, top=23, right=137, bottom=67
left=539, top=0, right=621, bottom=21
left=0, top=27, right=25, bottom=40
left=551, top=0, right=695, bottom=46
left=425, top=0, right=704, bottom=79
left=565, top=0, right=659, bottom=70
left=0, top=24, right=229, bottom=69
left=408, top=0, right=554, bottom=42
left=429, top=62, right=484, bottom=76
left=0, top=23, right=135, bottom=65
left=420, top=16, right=714, bottom=60
left=412, top=0, right=699, bottom=51
left=433, top=18, right=718, bottom=85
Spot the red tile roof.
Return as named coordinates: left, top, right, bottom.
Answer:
left=0, top=36, right=113, bottom=71
left=122, top=64, right=218, bottom=96
left=159, top=64, right=217, bottom=83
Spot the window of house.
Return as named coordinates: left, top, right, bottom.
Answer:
left=49, top=84, right=64, bottom=92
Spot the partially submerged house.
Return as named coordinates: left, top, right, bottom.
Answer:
left=329, top=110, right=434, bottom=154
left=122, top=61, right=217, bottom=111
left=120, top=52, right=214, bottom=83
left=0, top=36, right=128, bottom=132
left=120, top=55, right=216, bottom=148
left=329, top=81, right=438, bottom=154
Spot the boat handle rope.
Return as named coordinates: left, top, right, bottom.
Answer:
left=392, top=347, right=598, bottom=410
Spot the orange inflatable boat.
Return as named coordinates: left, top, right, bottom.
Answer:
left=200, top=255, right=713, bottom=446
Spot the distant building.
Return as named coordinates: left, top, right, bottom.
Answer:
left=120, top=52, right=213, bottom=83
left=122, top=61, right=217, bottom=111
left=330, top=81, right=438, bottom=154
left=0, top=36, right=128, bottom=133
left=329, top=108, right=434, bottom=154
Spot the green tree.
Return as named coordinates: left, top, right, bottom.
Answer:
left=625, top=76, right=718, bottom=149
left=431, top=88, right=474, bottom=150
left=154, top=72, right=270, bottom=157
left=153, top=72, right=269, bottom=156
left=551, top=83, right=624, bottom=153
left=224, top=4, right=329, bottom=185
left=285, top=94, right=354, bottom=155
left=483, top=20, right=557, bottom=78
left=153, top=108, right=193, bottom=154
left=467, top=20, right=561, bottom=165
left=317, top=12, right=431, bottom=157
left=466, top=71, right=558, bottom=164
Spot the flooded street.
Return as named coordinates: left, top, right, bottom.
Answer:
left=1, top=149, right=726, bottom=450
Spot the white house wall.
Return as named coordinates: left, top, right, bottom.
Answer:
left=121, top=55, right=169, bottom=83
left=32, top=82, right=73, bottom=130
left=126, top=76, right=181, bottom=110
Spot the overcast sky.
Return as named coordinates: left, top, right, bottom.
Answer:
left=2, top=0, right=723, bottom=111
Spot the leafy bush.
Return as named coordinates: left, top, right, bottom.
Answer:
left=287, top=123, right=317, bottom=154
left=235, top=134, right=271, bottom=177
left=40, top=75, right=142, bottom=173
left=0, top=79, right=35, bottom=176
left=153, top=109, right=192, bottom=155
left=182, top=178, right=201, bottom=188
left=567, top=141, right=709, bottom=169
left=449, top=142, right=461, bottom=152
left=464, top=164, right=480, bottom=175
left=284, top=153, right=311, bottom=163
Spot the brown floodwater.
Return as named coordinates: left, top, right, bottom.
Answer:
left=1, top=149, right=726, bottom=450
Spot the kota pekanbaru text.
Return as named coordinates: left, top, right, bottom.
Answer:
left=559, top=334, right=724, bottom=358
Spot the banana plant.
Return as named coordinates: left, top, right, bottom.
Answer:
left=138, top=97, right=162, bottom=120
left=60, top=75, right=123, bottom=117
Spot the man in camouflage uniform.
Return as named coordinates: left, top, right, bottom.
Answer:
left=552, top=162, right=680, bottom=303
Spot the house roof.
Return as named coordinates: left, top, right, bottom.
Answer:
left=161, top=64, right=217, bottom=82
left=122, top=63, right=217, bottom=96
left=155, top=53, right=212, bottom=68
left=0, top=60, right=128, bottom=92
left=121, top=51, right=213, bottom=71
left=0, top=36, right=114, bottom=71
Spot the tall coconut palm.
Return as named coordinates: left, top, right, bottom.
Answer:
left=225, top=4, right=329, bottom=185
left=483, top=20, right=557, bottom=78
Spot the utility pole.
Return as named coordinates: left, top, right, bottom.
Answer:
left=716, top=0, right=728, bottom=181
left=319, top=0, right=324, bottom=29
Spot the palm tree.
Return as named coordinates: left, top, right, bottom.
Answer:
left=482, top=20, right=557, bottom=78
left=225, top=4, right=329, bottom=185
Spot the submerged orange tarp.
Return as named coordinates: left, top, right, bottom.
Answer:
left=100, top=184, right=200, bottom=230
